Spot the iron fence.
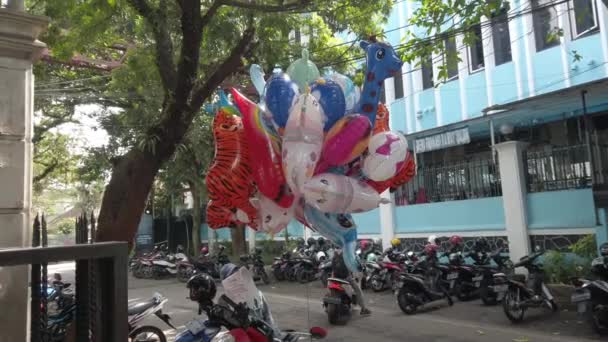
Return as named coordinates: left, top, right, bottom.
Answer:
left=394, top=157, right=502, bottom=205
left=525, top=144, right=592, bottom=193
left=592, top=143, right=608, bottom=186
left=17, top=213, right=128, bottom=342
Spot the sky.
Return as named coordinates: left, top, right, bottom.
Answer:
left=57, top=104, right=110, bottom=153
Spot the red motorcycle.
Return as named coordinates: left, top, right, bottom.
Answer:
left=369, top=259, right=405, bottom=292
left=322, top=277, right=358, bottom=325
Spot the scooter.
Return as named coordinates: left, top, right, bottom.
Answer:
left=571, top=256, right=608, bottom=335
left=323, top=277, right=357, bottom=325
left=497, top=247, right=558, bottom=323
left=395, top=261, right=453, bottom=315
left=128, top=292, right=175, bottom=341
left=317, top=260, right=333, bottom=288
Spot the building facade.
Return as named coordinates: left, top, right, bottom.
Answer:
left=354, top=0, right=608, bottom=259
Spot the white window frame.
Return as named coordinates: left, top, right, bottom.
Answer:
left=532, top=0, right=561, bottom=52
left=568, top=0, right=599, bottom=39
left=467, top=24, right=486, bottom=73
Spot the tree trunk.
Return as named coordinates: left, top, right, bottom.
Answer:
left=231, top=223, right=247, bottom=259
left=95, top=149, right=162, bottom=246
left=189, top=181, right=201, bottom=256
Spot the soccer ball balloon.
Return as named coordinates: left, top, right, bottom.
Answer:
left=362, top=131, right=408, bottom=182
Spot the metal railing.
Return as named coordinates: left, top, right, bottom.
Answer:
left=394, top=157, right=502, bottom=205
left=525, top=144, right=592, bottom=193
left=4, top=213, right=129, bottom=342
left=592, top=143, right=608, bottom=186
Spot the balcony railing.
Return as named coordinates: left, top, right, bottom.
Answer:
left=525, top=144, right=592, bottom=193
left=394, top=157, right=502, bottom=206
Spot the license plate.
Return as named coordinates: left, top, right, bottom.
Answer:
left=472, top=275, right=483, bottom=282
left=493, top=284, right=508, bottom=293
left=323, top=296, right=342, bottom=305
left=447, top=272, right=458, bottom=280
left=571, top=291, right=591, bottom=303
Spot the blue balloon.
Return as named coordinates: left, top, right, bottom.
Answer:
left=304, top=205, right=359, bottom=273
left=264, top=72, right=299, bottom=128
left=309, top=78, right=346, bottom=131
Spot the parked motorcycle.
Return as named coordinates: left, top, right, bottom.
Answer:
left=571, top=249, right=608, bottom=335
left=394, top=248, right=453, bottom=315
left=474, top=247, right=513, bottom=305
left=322, top=277, right=358, bottom=325
left=497, top=247, right=558, bottom=323
left=177, top=246, right=230, bottom=282
left=272, top=252, right=292, bottom=281
left=128, top=292, right=175, bottom=341
left=369, top=258, right=405, bottom=292
left=240, top=250, right=270, bottom=285
left=447, top=251, right=482, bottom=301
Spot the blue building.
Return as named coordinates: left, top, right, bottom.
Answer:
left=352, top=0, right=608, bottom=260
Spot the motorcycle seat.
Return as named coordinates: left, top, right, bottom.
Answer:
left=510, top=274, right=526, bottom=283
left=327, top=277, right=350, bottom=285
left=128, top=297, right=157, bottom=316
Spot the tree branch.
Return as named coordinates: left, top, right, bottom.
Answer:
left=219, top=0, right=313, bottom=12
left=33, top=160, right=59, bottom=184
left=200, top=1, right=223, bottom=29
left=189, top=22, right=256, bottom=111
left=174, top=0, right=203, bottom=106
left=127, top=0, right=177, bottom=92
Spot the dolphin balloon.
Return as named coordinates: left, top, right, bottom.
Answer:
left=250, top=64, right=267, bottom=98
left=303, top=205, right=359, bottom=273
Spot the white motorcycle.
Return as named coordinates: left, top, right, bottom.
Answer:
left=152, top=253, right=187, bottom=279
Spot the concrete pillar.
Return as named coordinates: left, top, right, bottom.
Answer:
left=495, top=141, right=531, bottom=262
left=379, top=190, right=396, bottom=250
left=0, top=8, right=48, bottom=342
left=248, top=227, right=256, bottom=253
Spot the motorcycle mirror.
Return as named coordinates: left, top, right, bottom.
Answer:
left=309, top=327, right=327, bottom=339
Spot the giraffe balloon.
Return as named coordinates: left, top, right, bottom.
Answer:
left=353, top=38, right=403, bottom=125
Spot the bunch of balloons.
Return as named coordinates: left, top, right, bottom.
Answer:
left=205, top=38, right=416, bottom=271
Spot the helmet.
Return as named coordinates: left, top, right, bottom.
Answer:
left=200, top=246, right=209, bottom=255
left=220, top=263, right=240, bottom=280
left=218, top=245, right=226, bottom=252
left=424, top=244, right=440, bottom=258
left=427, top=235, right=438, bottom=245
left=449, top=235, right=463, bottom=247
left=317, top=237, right=325, bottom=246
left=187, top=273, right=217, bottom=302
left=360, top=240, right=371, bottom=251
left=474, top=237, right=489, bottom=251
left=373, top=238, right=381, bottom=246
left=254, top=247, right=262, bottom=255
left=600, top=242, right=608, bottom=256
left=297, top=237, right=305, bottom=245
left=391, top=238, right=401, bottom=248
left=307, top=237, right=316, bottom=246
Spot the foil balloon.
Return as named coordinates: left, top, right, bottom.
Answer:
left=230, top=88, right=295, bottom=208
left=303, top=173, right=389, bottom=213
left=282, top=94, right=325, bottom=196
left=264, top=71, right=299, bottom=129
left=251, top=194, right=295, bottom=235
left=366, top=150, right=416, bottom=193
left=372, top=103, right=390, bottom=135
left=315, top=114, right=372, bottom=174
left=250, top=64, right=266, bottom=98
left=206, top=105, right=258, bottom=229
left=304, top=205, right=359, bottom=273
left=362, top=131, right=409, bottom=182
left=328, top=72, right=360, bottom=114
left=310, top=78, right=346, bottom=131
left=287, top=49, right=320, bottom=92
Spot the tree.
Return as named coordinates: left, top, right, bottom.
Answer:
left=34, top=0, right=393, bottom=247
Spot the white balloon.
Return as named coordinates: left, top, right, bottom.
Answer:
left=251, top=194, right=295, bottom=235
left=303, top=173, right=389, bottom=213
left=282, top=94, right=325, bottom=196
left=362, top=131, right=409, bottom=181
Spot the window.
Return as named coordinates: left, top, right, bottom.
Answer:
left=532, top=0, right=560, bottom=51
left=468, top=24, right=485, bottom=72
left=569, top=0, right=598, bottom=38
left=394, top=71, right=404, bottom=99
left=444, top=36, right=459, bottom=80
left=421, top=55, right=434, bottom=89
left=492, top=8, right=512, bottom=65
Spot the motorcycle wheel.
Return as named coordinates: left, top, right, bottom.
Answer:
left=591, top=305, right=608, bottom=335
left=370, top=274, right=385, bottom=292
left=502, top=287, right=525, bottom=323
left=298, top=269, right=313, bottom=284
left=453, top=281, right=468, bottom=301
left=327, top=303, right=342, bottom=325
left=480, top=280, right=498, bottom=306
left=273, top=267, right=285, bottom=281
left=397, top=289, right=417, bottom=315
left=132, top=266, right=144, bottom=279
left=129, top=325, right=167, bottom=342
left=260, top=269, right=270, bottom=285
left=176, top=266, right=191, bottom=283
left=287, top=268, right=298, bottom=282
left=142, top=266, right=154, bottom=279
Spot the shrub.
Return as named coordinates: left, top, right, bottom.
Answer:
left=543, top=250, right=590, bottom=284
left=570, top=234, right=598, bottom=259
